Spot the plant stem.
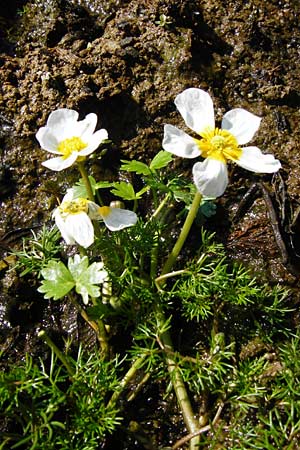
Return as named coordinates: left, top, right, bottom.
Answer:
left=150, top=192, right=171, bottom=220
left=77, top=160, right=102, bottom=236
left=156, top=310, right=200, bottom=449
left=38, top=330, right=74, bottom=377
left=161, top=191, right=202, bottom=276
left=69, top=294, right=110, bottom=358
left=77, top=160, right=102, bottom=204
left=91, top=296, right=110, bottom=358
left=107, top=353, right=148, bottom=408
left=156, top=191, right=202, bottom=449
left=155, top=268, right=189, bottom=288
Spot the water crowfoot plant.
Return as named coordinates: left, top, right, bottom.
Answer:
left=7, top=91, right=297, bottom=449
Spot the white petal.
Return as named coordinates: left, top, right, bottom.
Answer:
left=78, top=113, right=98, bottom=140
left=236, top=146, right=282, bottom=173
left=222, top=109, right=261, bottom=145
left=101, top=208, right=138, bottom=231
left=36, top=127, right=60, bottom=154
left=46, top=109, right=79, bottom=141
left=87, top=201, right=102, bottom=220
left=65, top=213, right=94, bottom=248
left=192, top=159, right=228, bottom=198
left=79, top=128, right=108, bottom=156
left=47, top=108, right=79, bottom=126
left=162, top=124, right=200, bottom=158
left=53, top=210, right=75, bottom=245
left=62, top=188, right=76, bottom=203
left=174, top=88, right=215, bottom=134
left=42, top=153, right=78, bottom=171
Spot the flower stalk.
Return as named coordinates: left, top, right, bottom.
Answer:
left=153, top=191, right=203, bottom=449
left=107, top=353, right=148, bottom=409
left=155, top=308, right=201, bottom=449
left=38, top=329, right=74, bottom=377
left=161, top=191, right=202, bottom=276
left=69, top=294, right=110, bottom=357
left=77, top=160, right=98, bottom=203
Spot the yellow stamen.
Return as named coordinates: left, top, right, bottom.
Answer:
left=59, top=198, right=89, bottom=217
left=195, top=127, right=242, bottom=163
left=57, top=137, right=87, bottom=159
left=98, top=206, right=111, bottom=217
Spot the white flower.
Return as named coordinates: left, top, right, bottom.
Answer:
left=53, top=189, right=138, bottom=248
left=88, top=203, right=138, bottom=231
left=163, top=88, right=281, bottom=197
left=36, top=109, right=108, bottom=171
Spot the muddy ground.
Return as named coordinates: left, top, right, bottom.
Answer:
left=0, top=0, right=300, bottom=447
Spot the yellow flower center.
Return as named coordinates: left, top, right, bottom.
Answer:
left=57, top=137, right=87, bottom=159
left=59, top=198, right=89, bottom=217
left=98, top=206, right=111, bottom=217
left=195, top=127, right=242, bottom=163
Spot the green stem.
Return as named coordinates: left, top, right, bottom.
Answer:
left=77, top=161, right=102, bottom=237
left=151, top=186, right=159, bottom=210
left=133, top=198, right=138, bottom=213
left=107, top=353, right=148, bottom=408
left=69, top=294, right=110, bottom=358
left=161, top=191, right=202, bottom=276
left=150, top=192, right=171, bottom=221
left=150, top=231, right=159, bottom=279
left=156, top=311, right=200, bottom=449
left=156, top=191, right=202, bottom=449
left=155, top=269, right=188, bottom=290
left=91, top=296, right=110, bottom=358
left=38, top=330, right=74, bottom=377
left=77, top=160, right=102, bottom=204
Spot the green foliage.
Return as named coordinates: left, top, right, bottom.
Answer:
left=110, top=181, right=149, bottom=201
left=38, top=255, right=107, bottom=304
left=93, top=151, right=173, bottom=202
left=120, top=159, right=152, bottom=176
left=9, top=139, right=298, bottom=450
left=211, top=334, right=300, bottom=449
left=180, top=332, right=235, bottom=394
left=0, top=349, right=122, bottom=449
left=166, top=232, right=292, bottom=342
left=38, top=259, right=74, bottom=300
left=13, top=225, right=61, bottom=277
left=120, top=150, right=173, bottom=175
left=72, top=176, right=96, bottom=198
left=149, top=150, right=173, bottom=171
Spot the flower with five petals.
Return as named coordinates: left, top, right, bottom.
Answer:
left=53, top=189, right=138, bottom=248
left=36, top=109, right=108, bottom=171
left=163, top=88, right=281, bottom=197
